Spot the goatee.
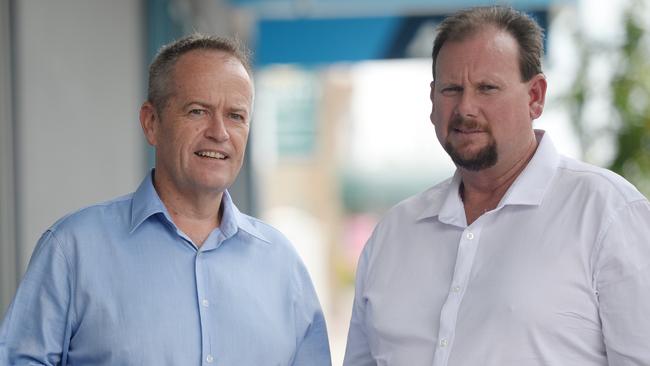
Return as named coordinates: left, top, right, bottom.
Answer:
left=444, top=116, right=498, bottom=171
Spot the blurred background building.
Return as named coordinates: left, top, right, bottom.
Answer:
left=1, top=0, right=649, bottom=363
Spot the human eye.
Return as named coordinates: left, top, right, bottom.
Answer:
left=441, top=85, right=462, bottom=96
left=188, top=108, right=207, bottom=117
left=478, top=83, right=498, bottom=93
left=229, top=111, right=248, bottom=123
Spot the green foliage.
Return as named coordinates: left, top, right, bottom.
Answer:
left=609, top=5, right=650, bottom=193
left=566, top=0, right=650, bottom=195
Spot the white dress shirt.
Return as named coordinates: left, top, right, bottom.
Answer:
left=344, top=131, right=650, bottom=366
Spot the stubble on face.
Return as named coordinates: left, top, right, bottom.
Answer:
left=151, top=51, right=253, bottom=198
left=443, top=115, right=498, bottom=171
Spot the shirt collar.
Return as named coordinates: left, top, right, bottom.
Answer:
left=498, top=130, right=559, bottom=206
left=417, top=130, right=560, bottom=224
left=130, top=170, right=169, bottom=233
left=130, top=170, right=269, bottom=243
left=219, top=189, right=270, bottom=244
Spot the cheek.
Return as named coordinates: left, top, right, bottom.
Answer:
left=430, top=104, right=448, bottom=133
left=231, top=128, right=250, bottom=151
left=170, top=133, right=190, bottom=152
left=486, top=104, right=527, bottom=139
left=433, top=124, right=447, bottom=146
left=432, top=97, right=454, bottom=119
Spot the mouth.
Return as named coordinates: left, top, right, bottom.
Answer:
left=195, top=150, right=228, bottom=160
left=453, top=127, right=485, bottom=134
left=449, top=116, right=486, bottom=135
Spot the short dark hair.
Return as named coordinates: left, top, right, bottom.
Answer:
left=147, top=33, right=252, bottom=112
left=432, top=6, right=544, bottom=81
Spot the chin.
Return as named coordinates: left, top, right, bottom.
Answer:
left=190, top=177, right=230, bottom=193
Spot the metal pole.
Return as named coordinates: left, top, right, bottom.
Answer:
left=0, top=0, right=18, bottom=315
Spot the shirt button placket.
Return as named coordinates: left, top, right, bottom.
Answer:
left=195, top=251, right=212, bottom=366
left=433, top=227, right=481, bottom=366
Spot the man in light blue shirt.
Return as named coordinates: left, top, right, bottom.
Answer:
left=0, top=34, right=331, bottom=365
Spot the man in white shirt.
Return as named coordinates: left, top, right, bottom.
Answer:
left=343, top=6, right=650, bottom=366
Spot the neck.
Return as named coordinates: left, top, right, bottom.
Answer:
left=460, top=133, right=539, bottom=225
left=152, top=174, right=224, bottom=247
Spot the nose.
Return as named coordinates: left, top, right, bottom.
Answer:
left=456, top=90, right=478, bottom=119
left=205, top=114, right=229, bottom=142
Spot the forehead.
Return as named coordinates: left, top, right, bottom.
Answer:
left=170, top=50, right=253, bottom=92
left=435, top=27, right=520, bottom=81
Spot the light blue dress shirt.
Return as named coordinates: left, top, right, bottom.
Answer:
left=0, top=172, right=331, bottom=365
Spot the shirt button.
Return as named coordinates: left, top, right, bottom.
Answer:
left=440, top=338, right=449, bottom=347
left=202, top=299, right=210, bottom=307
left=466, top=232, right=474, bottom=240
left=452, top=285, right=461, bottom=293
left=206, top=354, right=214, bottom=363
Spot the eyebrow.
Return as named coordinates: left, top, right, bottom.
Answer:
left=437, top=81, right=462, bottom=89
left=230, top=106, right=249, bottom=113
left=181, top=97, right=251, bottom=109
left=182, top=100, right=212, bottom=109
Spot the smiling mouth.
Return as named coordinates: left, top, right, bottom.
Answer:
left=195, top=151, right=227, bottom=160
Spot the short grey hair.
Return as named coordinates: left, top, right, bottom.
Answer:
left=432, top=6, right=544, bottom=81
left=147, top=33, right=252, bottom=112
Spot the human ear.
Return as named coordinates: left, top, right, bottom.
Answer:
left=139, top=102, right=159, bottom=146
left=528, top=74, right=547, bottom=120
left=429, top=80, right=437, bottom=123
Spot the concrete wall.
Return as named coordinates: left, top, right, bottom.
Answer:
left=13, top=0, right=146, bottom=273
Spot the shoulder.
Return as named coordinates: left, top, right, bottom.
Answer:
left=555, top=156, right=646, bottom=204
left=361, top=178, right=452, bottom=258
left=235, top=212, right=306, bottom=263
left=237, top=213, right=294, bottom=247
left=47, top=193, right=134, bottom=243
left=27, top=193, right=134, bottom=272
left=236, top=213, right=318, bottom=292
left=378, top=177, right=452, bottom=228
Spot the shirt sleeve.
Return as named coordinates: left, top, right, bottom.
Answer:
left=593, top=199, right=650, bottom=365
left=0, top=230, right=74, bottom=365
left=343, top=239, right=376, bottom=366
left=291, top=259, right=332, bottom=366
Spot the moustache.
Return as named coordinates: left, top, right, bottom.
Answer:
left=448, top=116, right=489, bottom=133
